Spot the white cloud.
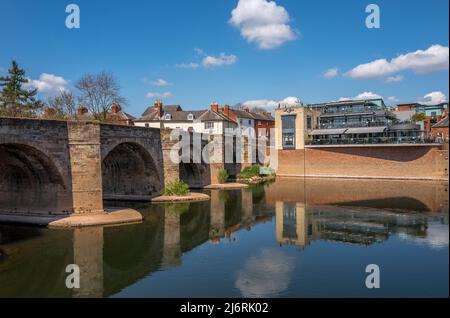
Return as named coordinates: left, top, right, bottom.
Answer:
left=385, top=75, right=404, bottom=83
left=399, top=223, right=449, bottom=250
left=194, top=48, right=205, bottom=56
left=177, top=50, right=238, bottom=69
left=24, top=73, right=68, bottom=95
left=244, top=96, right=300, bottom=109
left=243, top=96, right=301, bottom=114
left=323, top=67, right=339, bottom=79
left=229, top=0, right=297, bottom=50
left=235, top=249, right=295, bottom=297
left=244, top=99, right=279, bottom=109
left=339, top=91, right=383, bottom=101
left=152, top=79, right=171, bottom=86
left=202, top=53, right=238, bottom=68
left=145, top=91, right=173, bottom=99
left=387, top=96, right=399, bottom=102
left=418, top=91, right=448, bottom=105
left=176, top=62, right=200, bottom=69
left=346, top=44, right=449, bottom=79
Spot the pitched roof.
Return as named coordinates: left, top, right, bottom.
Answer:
left=197, top=109, right=236, bottom=123
left=432, top=116, right=449, bottom=128
left=232, top=109, right=255, bottom=119
left=251, top=112, right=274, bottom=121
left=135, top=105, right=206, bottom=122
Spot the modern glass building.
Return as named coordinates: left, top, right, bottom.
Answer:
left=306, top=99, right=423, bottom=144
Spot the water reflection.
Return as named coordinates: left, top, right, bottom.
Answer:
left=276, top=202, right=449, bottom=248
left=235, top=249, right=295, bottom=298
left=0, top=179, right=448, bottom=298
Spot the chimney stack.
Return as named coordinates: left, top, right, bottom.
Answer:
left=223, top=104, right=230, bottom=116
left=243, top=106, right=250, bottom=113
left=43, top=107, right=56, bottom=118
left=154, top=100, right=163, bottom=117
left=111, top=103, right=121, bottom=114
left=77, top=105, right=88, bottom=116
left=211, top=102, right=220, bottom=112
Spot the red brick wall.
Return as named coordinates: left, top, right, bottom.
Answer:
left=255, top=120, right=274, bottom=139
left=431, top=127, right=449, bottom=139
left=277, top=145, right=449, bottom=180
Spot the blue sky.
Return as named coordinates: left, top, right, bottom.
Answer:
left=0, top=0, right=448, bottom=116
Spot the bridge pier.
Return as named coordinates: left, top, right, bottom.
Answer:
left=68, top=122, right=104, bottom=214
left=161, top=128, right=180, bottom=187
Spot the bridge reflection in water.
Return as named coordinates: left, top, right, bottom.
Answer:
left=0, top=179, right=448, bottom=298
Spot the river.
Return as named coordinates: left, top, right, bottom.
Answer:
left=0, top=178, right=448, bottom=298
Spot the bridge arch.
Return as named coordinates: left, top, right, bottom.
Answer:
left=179, top=146, right=211, bottom=189
left=102, top=142, right=163, bottom=200
left=0, top=143, right=69, bottom=215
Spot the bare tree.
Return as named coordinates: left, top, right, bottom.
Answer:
left=46, top=90, right=77, bottom=119
left=75, top=71, right=126, bottom=121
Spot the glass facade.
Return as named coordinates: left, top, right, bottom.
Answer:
left=282, top=115, right=296, bottom=149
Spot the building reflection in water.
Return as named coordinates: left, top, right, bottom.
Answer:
left=275, top=201, right=449, bottom=249
left=0, top=179, right=448, bottom=298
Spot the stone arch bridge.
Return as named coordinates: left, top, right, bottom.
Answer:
left=0, top=118, right=245, bottom=221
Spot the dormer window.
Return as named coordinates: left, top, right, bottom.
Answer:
left=187, top=113, right=194, bottom=121
left=165, top=114, right=171, bottom=120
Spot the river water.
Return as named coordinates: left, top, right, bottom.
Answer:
left=0, top=178, right=448, bottom=298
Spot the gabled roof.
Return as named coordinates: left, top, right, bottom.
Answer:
left=251, top=112, right=274, bottom=121
left=168, top=110, right=206, bottom=121
left=232, top=109, right=255, bottom=119
left=135, top=105, right=206, bottom=122
left=197, top=109, right=236, bottom=123
left=432, top=116, right=449, bottom=128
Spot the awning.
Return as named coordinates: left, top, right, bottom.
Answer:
left=344, top=126, right=386, bottom=134
left=309, top=129, right=347, bottom=135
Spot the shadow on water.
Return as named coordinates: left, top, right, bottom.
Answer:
left=0, top=178, right=448, bottom=297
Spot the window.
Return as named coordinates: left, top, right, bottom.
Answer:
left=165, top=114, right=171, bottom=120
left=248, top=119, right=252, bottom=125
left=306, top=116, right=312, bottom=129
left=204, top=121, right=214, bottom=129
left=282, top=115, right=296, bottom=149
left=145, top=123, right=149, bottom=128
left=187, top=114, right=194, bottom=121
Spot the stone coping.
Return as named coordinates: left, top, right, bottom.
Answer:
left=276, top=174, right=449, bottom=181
left=0, top=209, right=143, bottom=228
left=151, top=192, right=210, bottom=203
left=305, top=143, right=443, bottom=148
left=204, top=183, right=249, bottom=189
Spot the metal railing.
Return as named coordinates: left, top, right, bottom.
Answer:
left=307, top=136, right=439, bottom=145
left=318, top=121, right=389, bottom=129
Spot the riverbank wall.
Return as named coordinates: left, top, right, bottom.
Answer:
left=277, top=144, right=449, bottom=181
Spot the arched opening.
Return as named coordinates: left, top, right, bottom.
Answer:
left=102, top=142, right=162, bottom=200
left=179, top=147, right=210, bottom=189
left=0, top=143, right=67, bottom=215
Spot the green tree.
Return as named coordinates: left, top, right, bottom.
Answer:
left=0, top=60, right=43, bottom=118
left=411, top=112, right=426, bottom=122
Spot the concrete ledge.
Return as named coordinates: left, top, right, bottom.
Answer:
left=204, top=183, right=249, bottom=189
left=151, top=192, right=210, bottom=203
left=103, top=194, right=153, bottom=202
left=276, top=174, right=449, bottom=181
left=47, top=209, right=143, bottom=228
left=0, top=209, right=143, bottom=227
